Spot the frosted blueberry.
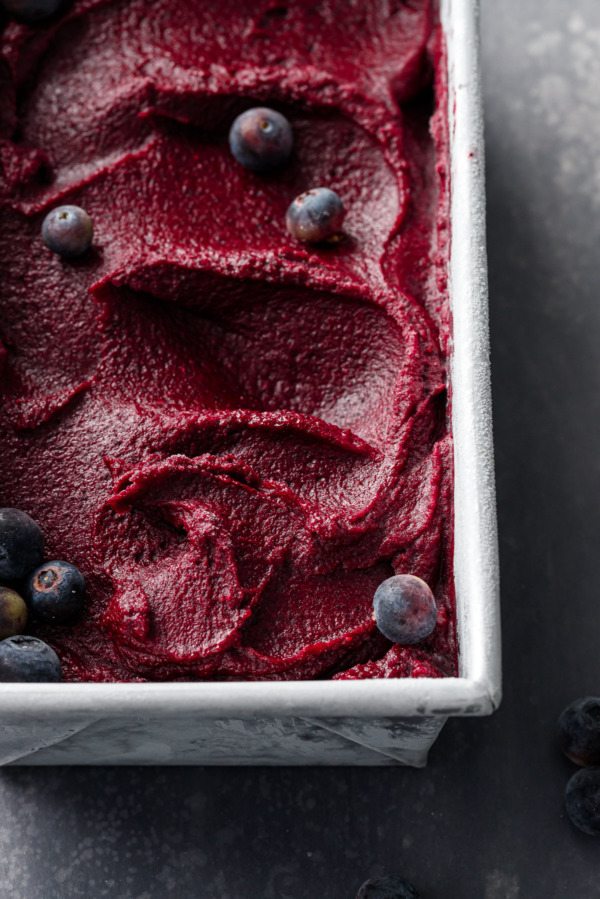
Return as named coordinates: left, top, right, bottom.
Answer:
left=42, top=205, right=93, bottom=258
left=372, top=574, right=437, bottom=645
left=0, top=508, right=44, bottom=581
left=559, top=697, right=600, bottom=768
left=356, top=874, right=421, bottom=899
left=285, top=187, right=345, bottom=243
left=0, top=587, right=28, bottom=639
left=25, top=560, right=86, bottom=624
left=565, top=768, right=600, bottom=836
left=0, top=635, right=62, bottom=682
left=229, top=107, right=293, bottom=172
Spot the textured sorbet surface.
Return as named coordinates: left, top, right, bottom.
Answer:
left=0, top=0, right=456, bottom=682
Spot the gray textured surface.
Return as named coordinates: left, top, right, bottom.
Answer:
left=1, top=0, right=600, bottom=895
left=4, top=715, right=446, bottom=767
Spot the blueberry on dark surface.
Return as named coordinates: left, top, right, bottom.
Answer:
left=42, top=205, right=93, bottom=258
left=1, top=0, right=64, bottom=20
left=0, top=587, right=28, bottom=639
left=0, top=635, right=62, bottom=682
left=285, top=187, right=345, bottom=243
left=0, top=508, right=44, bottom=581
left=558, top=697, right=600, bottom=767
left=229, top=107, right=293, bottom=172
left=356, top=874, right=421, bottom=899
left=25, top=560, right=86, bottom=624
left=373, top=574, right=437, bottom=645
left=565, top=767, right=600, bottom=836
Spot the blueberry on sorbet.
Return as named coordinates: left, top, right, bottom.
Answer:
left=1, top=0, right=64, bottom=21
left=25, top=560, right=86, bottom=625
left=558, top=697, right=600, bottom=767
left=0, top=587, right=28, bottom=640
left=229, top=107, right=293, bottom=172
left=356, top=875, right=421, bottom=899
left=0, top=508, right=44, bottom=581
left=285, top=187, right=345, bottom=243
left=372, top=574, right=437, bottom=645
left=565, top=767, right=600, bottom=836
left=42, top=205, right=93, bottom=258
left=0, top=635, right=62, bottom=682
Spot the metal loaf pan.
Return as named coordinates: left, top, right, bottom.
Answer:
left=0, top=0, right=500, bottom=767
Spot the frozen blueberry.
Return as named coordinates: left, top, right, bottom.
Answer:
left=0, top=587, right=28, bottom=639
left=0, top=635, right=62, bottom=682
left=42, top=205, right=93, bottom=258
left=373, top=574, right=437, bottom=645
left=0, top=508, right=44, bottom=581
left=1, top=0, right=64, bottom=20
left=565, top=767, right=600, bottom=836
left=558, top=697, right=600, bottom=767
left=229, top=107, right=293, bottom=172
left=25, top=560, right=86, bottom=624
left=285, top=187, right=345, bottom=243
left=356, top=875, right=420, bottom=899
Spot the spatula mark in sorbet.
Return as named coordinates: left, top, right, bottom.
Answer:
left=0, top=0, right=456, bottom=682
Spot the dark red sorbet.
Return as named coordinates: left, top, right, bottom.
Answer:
left=0, top=0, right=456, bottom=682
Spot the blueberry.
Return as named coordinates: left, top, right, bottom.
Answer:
left=285, top=187, right=345, bottom=243
left=373, top=574, right=437, bottom=645
left=1, top=0, right=64, bottom=20
left=0, top=508, right=44, bottom=581
left=25, top=560, right=85, bottom=624
left=356, top=875, right=421, bottom=899
left=0, top=635, right=62, bottom=682
left=229, top=107, right=293, bottom=172
left=0, top=587, right=28, bottom=639
left=558, top=697, right=600, bottom=767
left=42, top=205, right=93, bottom=258
left=565, top=767, right=600, bottom=836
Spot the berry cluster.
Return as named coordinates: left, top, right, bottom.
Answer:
left=40, top=107, right=347, bottom=261
left=0, top=508, right=86, bottom=681
left=558, top=697, right=600, bottom=836
left=229, top=107, right=346, bottom=243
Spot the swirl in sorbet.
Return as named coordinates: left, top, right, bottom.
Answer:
left=0, top=0, right=456, bottom=681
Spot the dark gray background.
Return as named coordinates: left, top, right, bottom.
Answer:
left=1, top=1, right=599, bottom=896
